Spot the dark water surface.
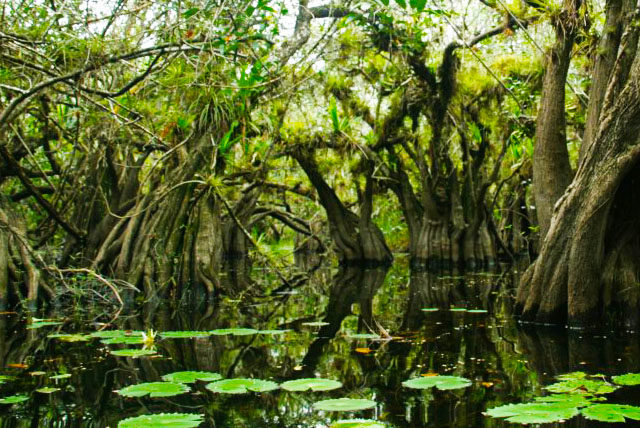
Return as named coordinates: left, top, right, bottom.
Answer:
left=1, top=259, right=640, bottom=427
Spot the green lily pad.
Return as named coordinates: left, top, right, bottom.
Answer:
left=159, top=331, right=212, bottom=339
left=0, top=394, right=29, bottom=404
left=534, top=394, right=593, bottom=407
left=36, top=387, right=60, bottom=394
left=612, top=373, right=640, bottom=386
left=161, top=371, right=222, bottom=383
left=209, top=328, right=258, bottom=336
left=102, top=336, right=145, bottom=345
left=545, top=379, right=618, bottom=395
left=258, top=329, right=291, bottom=334
left=109, top=349, right=157, bottom=358
left=555, top=371, right=587, bottom=381
left=581, top=404, right=640, bottom=422
left=205, top=378, right=278, bottom=394
left=302, top=322, right=330, bottom=327
left=331, top=420, right=387, bottom=428
left=347, top=333, right=380, bottom=339
left=449, top=308, right=467, bottom=312
left=27, top=321, right=62, bottom=329
left=402, top=375, right=472, bottom=390
left=47, top=333, right=90, bottom=342
left=118, top=413, right=204, bottom=428
left=90, top=330, right=143, bottom=339
left=421, top=308, right=439, bottom=312
left=50, top=373, right=72, bottom=380
left=281, top=378, right=342, bottom=392
left=313, top=398, right=377, bottom=411
left=0, top=375, right=14, bottom=384
left=484, top=402, right=580, bottom=424
left=467, top=309, right=488, bottom=313
left=117, top=382, right=190, bottom=398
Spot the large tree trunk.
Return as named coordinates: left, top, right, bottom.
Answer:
left=517, top=41, right=640, bottom=327
left=533, top=0, right=580, bottom=239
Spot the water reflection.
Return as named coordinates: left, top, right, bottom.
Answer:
left=1, top=264, right=640, bottom=427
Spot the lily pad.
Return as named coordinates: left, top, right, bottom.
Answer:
left=50, top=373, right=72, bottom=380
left=36, top=387, right=60, bottom=394
left=90, top=330, right=143, bottom=339
left=209, top=328, right=258, bottom=336
left=47, top=333, right=90, bottom=342
left=0, top=394, right=29, bottom=404
left=402, top=375, right=472, bottom=390
left=534, top=394, right=593, bottom=407
left=109, top=349, right=157, bottom=358
left=421, top=308, right=439, bottom=312
left=0, top=375, right=13, bottom=384
left=449, top=308, right=467, bottom=312
left=102, top=336, right=145, bottom=345
left=313, top=398, right=377, bottom=411
left=581, top=404, right=640, bottom=422
left=281, top=378, right=342, bottom=392
left=159, top=331, right=212, bottom=339
left=467, top=309, right=488, bottom=313
left=117, top=382, right=190, bottom=398
left=258, top=329, right=291, bottom=334
left=302, top=322, right=330, bottom=327
left=484, top=402, right=580, bottom=424
left=27, top=321, right=62, bottom=329
left=347, top=333, right=380, bottom=340
left=556, top=371, right=588, bottom=381
left=205, top=378, right=278, bottom=394
left=161, top=371, right=222, bottom=383
left=612, top=373, right=640, bottom=386
left=545, top=379, right=618, bottom=395
left=331, top=420, right=387, bottom=428
left=118, top=413, right=204, bottom=428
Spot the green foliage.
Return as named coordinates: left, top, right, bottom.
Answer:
left=27, top=320, right=62, bottom=329
left=331, top=420, right=388, bottom=428
left=117, top=382, right=190, bottom=398
left=346, top=333, right=381, bottom=339
left=0, top=394, right=29, bottom=404
left=161, top=371, right=222, bottom=383
left=612, top=373, right=640, bottom=386
left=159, top=331, right=212, bottom=339
left=209, top=328, right=258, bottom=336
left=118, top=413, right=204, bottom=428
left=47, top=333, right=91, bottom=342
left=545, top=379, right=618, bottom=395
left=402, top=375, right=472, bottom=390
left=36, top=387, right=60, bottom=394
left=90, top=330, right=143, bottom=339
left=206, top=379, right=279, bottom=394
left=581, top=404, right=640, bottom=422
left=0, top=375, right=14, bottom=384
left=101, top=336, right=145, bottom=345
left=280, top=378, right=343, bottom=392
left=484, top=402, right=580, bottom=424
left=313, top=398, right=377, bottom=412
left=109, top=349, right=157, bottom=358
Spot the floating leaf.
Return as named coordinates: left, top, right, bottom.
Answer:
left=612, top=373, right=640, bottom=386
left=581, top=404, right=640, bottom=422
left=258, top=329, right=291, bottom=335
left=0, top=375, right=14, bottom=384
left=302, top=322, right=330, bottom=327
left=421, top=308, right=439, bottom=312
left=534, top=394, right=593, bottom=407
left=159, top=331, right=212, bottom=339
left=50, top=373, right=72, bottom=380
left=47, top=333, right=90, bottom=342
left=555, top=371, right=587, bottom=381
left=117, top=382, right=190, bottom=398
left=36, top=387, right=60, bottom=394
left=545, top=379, right=618, bottom=395
left=0, top=394, right=29, bottom=404
left=118, top=413, right=204, bottom=428
left=484, top=402, right=579, bottom=424
left=355, top=348, right=374, bottom=354
left=206, top=378, right=278, bottom=394
left=449, top=308, right=467, bottom=312
left=331, top=420, right=387, bottom=428
left=102, top=336, right=145, bottom=345
left=402, top=375, right=472, bottom=390
left=90, top=330, right=143, bottom=339
left=281, top=378, right=342, bottom=392
left=467, top=309, right=488, bottom=313
left=209, top=328, right=258, bottom=336
left=109, top=349, right=157, bottom=358
left=347, top=333, right=380, bottom=339
left=27, top=321, right=62, bottom=329
left=161, top=371, right=222, bottom=383
left=313, top=398, right=377, bottom=411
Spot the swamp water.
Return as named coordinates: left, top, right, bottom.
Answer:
left=1, top=260, right=640, bottom=427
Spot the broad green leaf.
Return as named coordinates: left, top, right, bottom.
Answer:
left=421, top=308, right=439, bottom=312
left=555, top=371, right=587, bottom=381
left=281, top=378, right=342, bottom=392
left=258, top=329, right=291, bottom=334
left=36, top=387, right=60, bottom=394
left=102, top=336, right=144, bottom=345
left=109, top=349, right=157, bottom=358
left=117, top=382, right=190, bottom=398
left=47, top=333, right=90, bottom=342
left=313, top=398, right=377, bottom=411
left=159, top=331, right=212, bottom=339
left=409, top=0, right=426, bottom=11
left=118, top=413, right=203, bottom=428
left=209, top=328, right=258, bottom=336
left=581, top=404, right=640, bottom=422
left=302, top=322, right=330, bottom=327
left=394, top=0, right=407, bottom=8
left=161, top=371, right=222, bottom=383
left=0, top=375, right=14, bottom=384
left=182, top=7, right=199, bottom=19
left=206, top=378, right=278, bottom=394
left=402, top=375, right=472, bottom=390
left=90, top=330, right=143, bottom=339
left=545, top=379, right=618, bottom=395
left=467, top=309, right=488, bottom=313
left=0, top=394, right=29, bottom=404
left=347, top=333, right=380, bottom=339
left=449, top=308, right=467, bottom=312
left=379, top=0, right=389, bottom=5
left=50, top=373, right=72, bottom=380
left=534, top=394, right=593, bottom=407
left=331, top=420, right=387, bottom=428
left=484, top=402, right=579, bottom=424
left=612, top=373, right=640, bottom=386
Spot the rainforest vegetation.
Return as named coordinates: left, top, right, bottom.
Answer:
left=2, top=0, right=640, bottom=329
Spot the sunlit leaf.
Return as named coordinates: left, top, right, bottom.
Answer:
left=545, top=379, right=618, bottom=395
left=581, top=404, right=640, bottom=422
left=27, top=321, right=62, bottom=329
left=403, top=375, right=472, bottom=390
left=313, top=398, right=377, bottom=411
left=355, top=348, right=374, bottom=354
left=159, top=331, right=212, bottom=339
left=258, top=329, right=291, bottom=335
left=347, top=333, right=380, bottom=339
left=102, top=336, right=145, bottom=345
left=47, top=333, right=90, bottom=342
left=209, top=328, right=258, bottom=336
left=555, top=371, right=587, bottom=381
left=449, top=308, right=467, bottom=312
left=36, top=387, right=60, bottom=394
left=0, top=375, right=14, bottom=384
left=467, top=309, right=488, bottom=313
left=118, top=413, right=203, bottom=428
left=50, top=373, right=72, bottom=380
left=206, top=378, right=278, bottom=394
left=612, top=373, right=640, bottom=386
left=302, top=322, right=330, bottom=327
left=182, top=7, right=200, bottom=19
left=331, top=419, right=387, bottom=428
left=161, top=371, right=222, bottom=383
left=281, top=378, right=342, bottom=392
left=534, top=394, right=593, bottom=407
left=484, top=402, right=579, bottom=424
left=0, top=394, right=29, bottom=404
left=90, top=330, right=143, bottom=339
left=117, top=382, right=190, bottom=398
left=421, top=308, right=439, bottom=312
left=109, top=349, right=157, bottom=358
